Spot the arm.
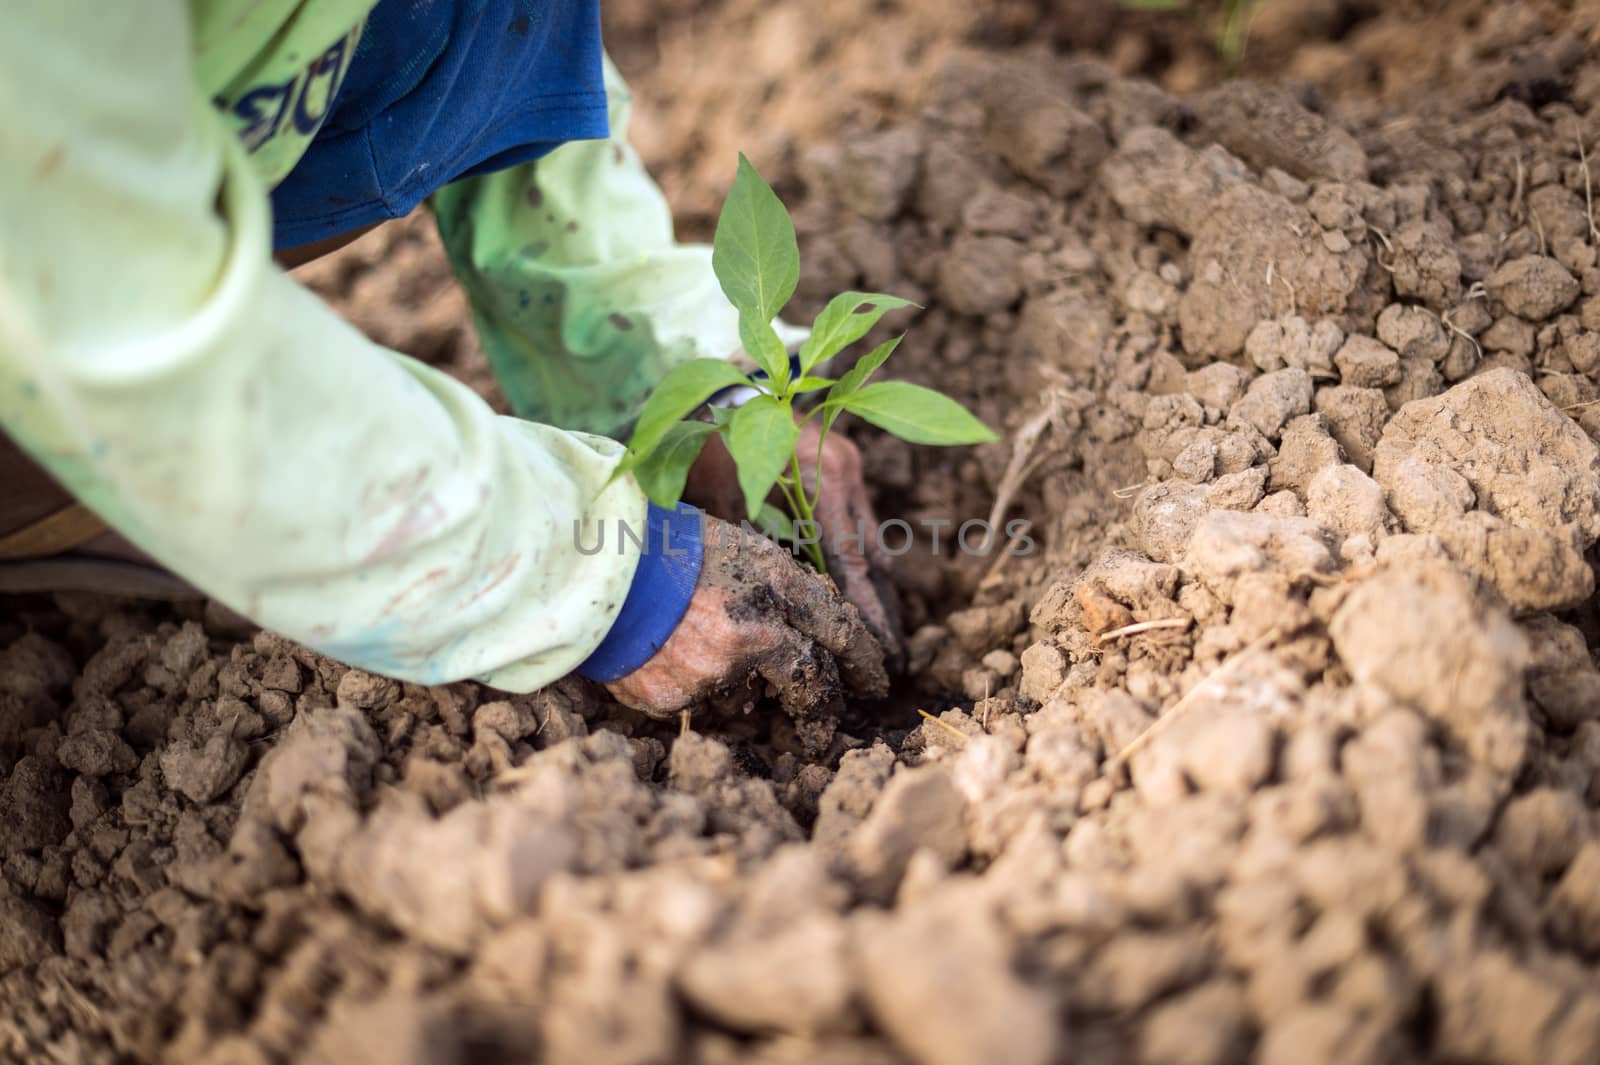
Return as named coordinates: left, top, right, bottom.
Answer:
left=432, top=56, right=902, bottom=656
left=0, top=1, right=671, bottom=690
left=431, top=55, right=807, bottom=439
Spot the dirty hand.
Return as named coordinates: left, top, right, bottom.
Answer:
left=684, top=422, right=905, bottom=665
left=606, top=516, right=889, bottom=724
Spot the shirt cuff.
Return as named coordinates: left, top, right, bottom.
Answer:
left=707, top=352, right=806, bottom=409
left=574, top=501, right=704, bottom=682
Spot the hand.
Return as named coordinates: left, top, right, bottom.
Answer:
left=606, top=517, right=889, bottom=750
left=683, top=420, right=905, bottom=666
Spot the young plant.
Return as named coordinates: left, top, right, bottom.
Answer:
left=615, top=155, right=996, bottom=573
left=1120, top=0, right=1260, bottom=73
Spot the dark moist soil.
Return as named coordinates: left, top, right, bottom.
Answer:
left=7, top=2, right=1600, bottom=1063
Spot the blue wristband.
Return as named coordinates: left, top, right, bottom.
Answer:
left=575, top=501, right=705, bottom=682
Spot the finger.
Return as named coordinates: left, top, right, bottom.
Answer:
left=812, top=485, right=901, bottom=658
left=752, top=625, right=843, bottom=753
left=802, top=432, right=879, bottom=574
left=755, top=626, right=838, bottom=714
left=704, top=516, right=889, bottom=698
left=762, top=545, right=890, bottom=699
left=809, top=432, right=906, bottom=665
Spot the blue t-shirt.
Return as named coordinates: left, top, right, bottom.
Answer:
left=269, top=0, right=608, bottom=249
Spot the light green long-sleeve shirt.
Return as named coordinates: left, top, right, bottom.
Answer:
left=0, top=2, right=746, bottom=690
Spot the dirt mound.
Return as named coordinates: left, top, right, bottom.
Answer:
left=603, top=0, right=1600, bottom=232
left=7, top=9, right=1600, bottom=1065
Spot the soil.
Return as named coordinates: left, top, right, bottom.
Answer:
left=7, top=2, right=1600, bottom=1063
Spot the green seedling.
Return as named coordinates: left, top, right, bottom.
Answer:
left=1121, top=0, right=1261, bottom=73
left=615, top=155, right=997, bottom=573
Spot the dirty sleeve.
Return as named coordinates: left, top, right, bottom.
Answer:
left=0, top=1, right=660, bottom=690
left=431, top=55, right=809, bottom=439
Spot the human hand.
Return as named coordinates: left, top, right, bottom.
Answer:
left=606, top=516, right=889, bottom=750
left=683, top=423, right=905, bottom=666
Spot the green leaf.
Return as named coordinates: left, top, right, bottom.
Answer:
left=833, top=381, right=998, bottom=446
left=622, top=359, right=752, bottom=467
left=1120, top=0, right=1187, bottom=10
left=790, top=375, right=836, bottom=394
left=738, top=310, right=790, bottom=388
left=828, top=336, right=901, bottom=402
left=755, top=503, right=796, bottom=542
left=726, top=395, right=800, bottom=519
left=712, top=154, right=799, bottom=324
left=797, top=292, right=918, bottom=374
left=631, top=421, right=717, bottom=507
left=823, top=335, right=901, bottom=435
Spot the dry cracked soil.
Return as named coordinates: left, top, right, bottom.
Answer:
left=6, top=2, right=1600, bottom=1064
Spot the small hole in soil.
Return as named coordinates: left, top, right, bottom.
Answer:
left=839, top=680, right=974, bottom=755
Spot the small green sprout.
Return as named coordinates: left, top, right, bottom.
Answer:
left=1121, top=0, right=1261, bottom=73
left=615, top=155, right=997, bottom=573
